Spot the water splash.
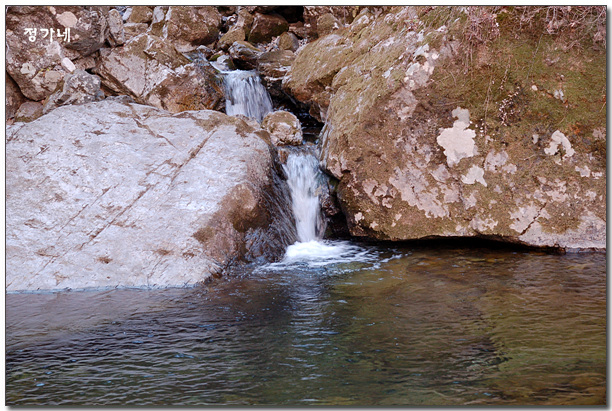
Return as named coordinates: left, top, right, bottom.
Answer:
left=277, top=153, right=380, bottom=268
left=283, top=153, right=325, bottom=243
left=223, top=70, right=273, bottom=122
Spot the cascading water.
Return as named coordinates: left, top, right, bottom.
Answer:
left=275, top=152, right=376, bottom=268
left=216, top=63, right=374, bottom=267
left=223, top=70, right=273, bottom=122
left=283, top=153, right=325, bottom=243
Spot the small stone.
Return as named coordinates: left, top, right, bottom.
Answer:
left=14, top=101, right=43, bottom=123
left=261, top=110, right=303, bottom=146
left=218, top=27, right=246, bottom=51
left=61, top=57, right=76, bottom=73
left=107, top=8, right=126, bottom=47
left=278, top=32, right=299, bottom=51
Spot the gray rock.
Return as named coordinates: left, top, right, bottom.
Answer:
left=262, top=110, right=303, bottom=146
left=107, top=8, right=125, bottom=46
left=6, top=100, right=294, bottom=292
left=14, top=101, right=43, bottom=123
left=42, top=69, right=104, bottom=114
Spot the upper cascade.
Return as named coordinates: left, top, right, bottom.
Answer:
left=223, top=70, right=273, bottom=122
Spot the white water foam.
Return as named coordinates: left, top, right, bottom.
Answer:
left=267, top=153, right=385, bottom=270
left=223, top=70, right=273, bottom=122
left=283, top=240, right=377, bottom=267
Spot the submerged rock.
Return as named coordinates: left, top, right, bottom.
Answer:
left=285, top=6, right=606, bottom=251
left=6, top=100, right=294, bottom=292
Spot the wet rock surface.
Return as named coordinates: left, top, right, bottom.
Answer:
left=6, top=100, right=293, bottom=292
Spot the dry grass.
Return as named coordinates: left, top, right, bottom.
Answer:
left=419, top=6, right=606, bottom=49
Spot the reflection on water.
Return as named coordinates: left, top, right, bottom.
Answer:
left=6, top=244, right=606, bottom=406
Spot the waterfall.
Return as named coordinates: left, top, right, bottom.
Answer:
left=223, top=70, right=273, bottom=122
left=283, top=153, right=325, bottom=243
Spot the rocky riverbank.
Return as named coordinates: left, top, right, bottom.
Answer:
left=6, top=6, right=606, bottom=291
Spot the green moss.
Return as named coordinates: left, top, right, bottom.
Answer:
left=424, top=13, right=605, bottom=163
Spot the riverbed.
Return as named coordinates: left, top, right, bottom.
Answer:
left=6, top=242, right=606, bottom=406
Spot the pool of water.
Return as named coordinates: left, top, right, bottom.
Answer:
left=6, top=243, right=606, bottom=406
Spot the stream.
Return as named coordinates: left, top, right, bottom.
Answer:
left=6, top=245, right=606, bottom=405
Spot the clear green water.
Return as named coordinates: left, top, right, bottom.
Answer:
left=5, top=244, right=606, bottom=406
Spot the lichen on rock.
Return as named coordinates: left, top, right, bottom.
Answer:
left=284, top=6, right=606, bottom=251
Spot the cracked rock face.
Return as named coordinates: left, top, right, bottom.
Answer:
left=286, top=7, right=605, bottom=251
left=96, top=34, right=225, bottom=113
left=6, top=99, right=294, bottom=292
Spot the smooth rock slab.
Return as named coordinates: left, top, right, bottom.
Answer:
left=6, top=99, right=292, bottom=292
